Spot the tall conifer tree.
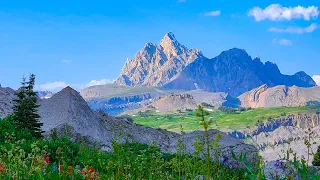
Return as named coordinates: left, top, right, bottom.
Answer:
left=13, top=74, right=43, bottom=138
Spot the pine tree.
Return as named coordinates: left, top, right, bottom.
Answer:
left=13, top=74, right=43, bottom=138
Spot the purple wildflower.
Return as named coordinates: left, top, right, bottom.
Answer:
left=274, top=160, right=282, bottom=169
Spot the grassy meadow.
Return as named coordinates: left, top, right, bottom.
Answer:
left=132, top=106, right=318, bottom=132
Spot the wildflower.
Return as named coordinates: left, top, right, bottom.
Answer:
left=89, top=167, right=95, bottom=173
left=82, top=169, right=88, bottom=176
left=274, top=172, right=279, bottom=179
left=68, top=166, right=72, bottom=170
left=67, top=169, right=73, bottom=177
left=274, top=160, right=282, bottom=169
left=44, top=157, right=50, bottom=164
left=295, top=175, right=300, bottom=180
left=219, top=157, right=226, bottom=165
left=59, top=165, right=63, bottom=172
left=53, top=162, right=58, bottom=172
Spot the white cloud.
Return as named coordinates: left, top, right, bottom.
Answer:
left=86, top=79, right=114, bottom=87
left=62, top=60, right=72, bottom=64
left=312, top=75, right=320, bottom=86
left=248, top=4, right=319, bottom=21
left=272, top=38, right=292, bottom=46
left=36, top=81, right=68, bottom=92
left=36, top=78, right=114, bottom=92
left=204, top=10, right=221, bottom=17
left=269, top=23, right=319, bottom=34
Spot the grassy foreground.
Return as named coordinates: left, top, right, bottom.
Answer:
left=132, top=106, right=317, bottom=132
left=0, top=115, right=246, bottom=180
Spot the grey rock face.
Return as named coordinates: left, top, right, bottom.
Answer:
left=229, top=112, right=320, bottom=164
left=39, top=87, right=258, bottom=164
left=239, top=84, right=320, bottom=108
left=0, top=87, right=15, bottom=118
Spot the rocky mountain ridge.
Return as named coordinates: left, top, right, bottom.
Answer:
left=165, top=48, right=316, bottom=96
left=115, top=33, right=316, bottom=96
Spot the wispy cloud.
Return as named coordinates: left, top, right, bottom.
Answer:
left=269, top=23, right=319, bottom=34
left=36, top=79, right=114, bottom=92
left=204, top=10, right=221, bottom=17
left=248, top=4, right=319, bottom=21
left=86, top=79, right=114, bottom=87
left=62, top=60, right=72, bottom=64
left=273, top=38, right=293, bottom=46
left=35, top=81, right=68, bottom=92
left=312, top=75, right=320, bottom=86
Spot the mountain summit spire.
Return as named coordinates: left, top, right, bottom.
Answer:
left=160, top=32, right=187, bottom=57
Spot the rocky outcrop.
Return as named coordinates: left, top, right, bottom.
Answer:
left=186, top=90, right=229, bottom=107
left=229, top=112, right=320, bottom=164
left=0, top=87, right=15, bottom=118
left=40, top=87, right=258, bottom=164
left=114, top=32, right=205, bottom=87
left=143, top=94, right=198, bottom=113
left=239, top=85, right=320, bottom=108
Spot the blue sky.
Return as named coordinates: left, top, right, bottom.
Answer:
left=0, top=0, right=319, bottom=91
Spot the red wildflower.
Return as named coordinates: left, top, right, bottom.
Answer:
left=82, top=169, right=87, bottom=176
left=68, top=166, right=73, bottom=170
left=89, top=167, right=95, bottom=173
left=275, top=172, right=279, bottom=179
left=44, top=157, right=50, bottom=164
left=67, top=169, right=73, bottom=177
left=59, top=165, right=63, bottom=172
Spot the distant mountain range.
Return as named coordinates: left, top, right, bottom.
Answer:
left=115, top=32, right=316, bottom=97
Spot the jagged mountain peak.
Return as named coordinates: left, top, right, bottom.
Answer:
left=115, top=32, right=204, bottom=87
left=159, top=32, right=187, bottom=57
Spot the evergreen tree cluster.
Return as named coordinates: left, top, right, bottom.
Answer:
left=13, top=74, right=43, bottom=138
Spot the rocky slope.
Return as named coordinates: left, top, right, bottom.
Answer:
left=228, top=111, right=320, bottom=164
left=114, top=33, right=315, bottom=96
left=114, top=32, right=205, bottom=87
left=239, top=84, right=320, bottom=108
left=38, top=86, right=258, bottom=164
left=0, top=87, right=15, bottom=118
